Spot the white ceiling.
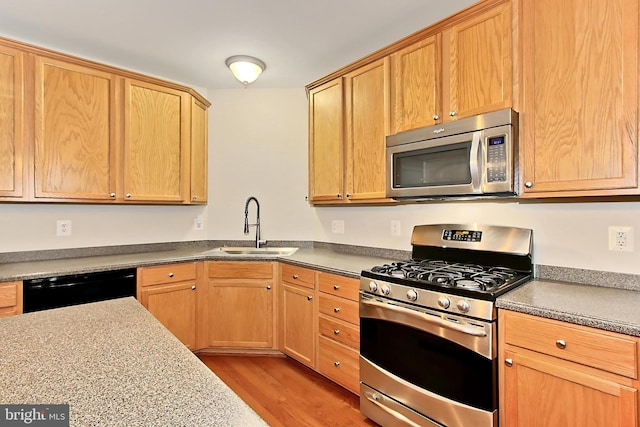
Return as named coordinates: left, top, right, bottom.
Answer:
left=0, top=0, right=476, bottom=90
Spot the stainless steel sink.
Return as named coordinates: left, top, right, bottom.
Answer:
left=201, top=247, right=299, bottom=256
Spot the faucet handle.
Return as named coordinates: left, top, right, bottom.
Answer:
left=258, top=239, right=268, bottom=248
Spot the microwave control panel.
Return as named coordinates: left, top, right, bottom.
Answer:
left=486, top=135, right=507, bottom=182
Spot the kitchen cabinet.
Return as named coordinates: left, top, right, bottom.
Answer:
left=279, top=263, right=316, bottom=367
left=123, top=78, right=190, bottom=203
left=0, top=45, right=24, bottom=199
left=518, top=0, right=639, bottom=197
left=189, top=97, right=208, bottom=204
left=0, top=281, right=22, bottom=317
left=34, top=56, right=118, bottom=201
left=138, top=262, right=200, bottom=350
left=499, top=310, right=639, bottom=427
left=202, top=261, right=276, bottom=349
left=317, top=272, right=360, bottom=394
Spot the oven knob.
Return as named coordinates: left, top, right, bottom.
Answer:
left=457, top=300, right=471, bottom=313
left=437, top=297, right=451, bottom=309
left=406, top=289, right=418, bottom=302
left=368, top=282, right=378, bottom=292
left=380, top=285, right=391, bottom=296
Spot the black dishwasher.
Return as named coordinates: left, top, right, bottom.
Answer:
left=23, top=268, right=137, bottom=313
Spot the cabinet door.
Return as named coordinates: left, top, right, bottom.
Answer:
left=123, top=79, right=189, bottom=202
left=281, top=283, right=315, bottom=367
left=520, top=0, right=638, bottom=195
left=344, top=58, right=390, bottom=201
left=190, top=97, right=208, bottom=204
left=140, top=281, right=197, bottom=349
left=205, top=281, right=274, bottom=348
left=503, top=349, right=638, bottom=427
left=308, top=78, right=344, bottom=202
left=445, top=1, right=512, bottom=120
left=0, top=45, right=24, bottom=199
left=34, top=57, right=117, bottom=200
left=390, top=35, right=441, bottom=133
left=0, top=281, right=22, bottom=317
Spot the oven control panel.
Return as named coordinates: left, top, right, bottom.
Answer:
left=442, top=229, right=482, bottom=242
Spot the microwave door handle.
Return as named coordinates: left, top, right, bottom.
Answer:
left=469, top=130, right=482, bottom=192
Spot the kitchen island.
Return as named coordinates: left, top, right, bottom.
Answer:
left=0, top=297, right=267, bottom=426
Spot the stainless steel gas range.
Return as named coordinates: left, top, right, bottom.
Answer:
left=359, top=224, right=533, bottom=427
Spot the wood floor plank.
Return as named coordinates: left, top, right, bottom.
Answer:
left=198, top=354, right=377, bottom=426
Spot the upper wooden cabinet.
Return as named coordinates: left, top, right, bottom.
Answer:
left=0, top=45, right=24, bottom=199
left=34, top=56, right=117, bottom=201
left=123, top=79, right=190, bottom=203
left=308, top=59, right=393, bottom=205
left=0, top=35, right=209, bottom=204
left=519, top=0, right=639, bottom=197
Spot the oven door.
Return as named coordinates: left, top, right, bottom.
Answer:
left=359, top=292, right=498, bottom=427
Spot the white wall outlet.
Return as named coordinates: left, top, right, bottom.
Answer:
left=56, top=220, right=72, bottom=237
left=194, top=215, right=204, bottom=230
left=391, top=220, right=402, bottom=237
left=331, top=220, right=345, bottom=234
left=608, top=226, right=634, bottom=252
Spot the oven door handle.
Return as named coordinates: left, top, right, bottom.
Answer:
left=361, top=297, right=487, bottom=337
left=364, top=391, right=431, bottom=427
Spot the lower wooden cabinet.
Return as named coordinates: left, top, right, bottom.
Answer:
left=0, top=281, right=22, bottom=317
left=280, top=264, right=316, bottom=367
left=138, top=262, right=200, bottom=350
left=201, top=261, right=276, bottom=350
left=499, top=310, right=640, bottom=427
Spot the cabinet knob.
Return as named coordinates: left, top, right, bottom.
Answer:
left=169, top=273, right=174, bottom=278
left=125, top=193, right=132, bottom=199
left=505, top=358, right=513, bottom=367
left=346, top=193, right=351, bottom=198
left=433, top=114, right=440, bottom=121
left=109, top=192, right=116, bottom=198
left=333, top=284, right=340, bottom=290
left=334, top=361, right=341, bottom=367
left=556, top=339, right=567, bottom=349
left=337, top=193, right=342, bottom=198
left=524, top=181, right=533, bottom=188
left=192, top=196, right=198, bottom=200
left=449, top=111, right=457, bottom=117
left=333, top=329, right=340, bottom=335
left=266, top=285, right=271, bottom=290
left=293, top=274, right=299, bottom=279
left=333, top=307, right=340, bottom=313
left=191, top=285, right=196, bottom=290
left=307, top=295, right=313, bottom=301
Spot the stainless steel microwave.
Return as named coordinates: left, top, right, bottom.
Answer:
left=386, top=108, right=518, bottom=199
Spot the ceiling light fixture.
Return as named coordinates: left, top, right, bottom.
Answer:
left=225, top=55, right=266, bottom=87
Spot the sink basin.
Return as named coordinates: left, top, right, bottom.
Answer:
left=202, top=247, right=299, bottom=256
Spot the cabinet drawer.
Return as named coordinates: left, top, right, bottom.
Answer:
left=504, top=311, right=638, bottom=378
left=319, top=314, right=359, bottom=350
left=0, top=282, right=18, bottom=309
left=318, top=335, right=360, bottom=394
left=281, top=264, right=314, bottom=289
left=140, top=263, right=197, bottom=286
left=318, top=272, right=359, bottom=301
left=319, top=293, right=359, bottom=325
left=207, top=261, right=273, bottom=279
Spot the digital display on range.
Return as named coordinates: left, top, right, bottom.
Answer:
left=488, top=136, right=505, bottom=146
left=442, top=229, right=483, bottom=242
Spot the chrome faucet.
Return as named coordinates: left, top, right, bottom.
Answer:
left=244, top=196, right=265, bottom=248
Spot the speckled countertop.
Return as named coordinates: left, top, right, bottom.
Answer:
left=0, top=297, right=267, bottom=426
left=496, top=279, right=640, bottom=337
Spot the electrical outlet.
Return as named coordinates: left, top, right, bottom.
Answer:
left=331, top=220, right=345, bottom=234
left=391, top=220, right=402, bottom=237
left=194, top=215, right=204, bottom=230
left=56, top=220, right=72, bottom=237
left=608, top=226, right=634, bottom=252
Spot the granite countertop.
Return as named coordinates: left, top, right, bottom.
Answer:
left=497, top=279, right=640, bottom=337
left=0, top=246, right=398, bottom=282
left=0, top=297, right=267, bottom=426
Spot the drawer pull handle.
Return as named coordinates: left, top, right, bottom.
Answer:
left=333, top=284, right=340, bottom=290
left=266, top=285, right=271, bottom=290
left=169, top=273, right=174, bottom=278
left=334, top=361, right=340, bottom=367
left=307, top=296, right=313, bottom=301
left=191, top=285, right=196, bottom=290
left=333, top=307, right=340, bottom=313
left=505, top=358, right=513, bottom=367
left=333, top=329, right=340, bottom=335
left=556, top=339, right=567, bottom=349
left=293, top=274, right=299, bottom=279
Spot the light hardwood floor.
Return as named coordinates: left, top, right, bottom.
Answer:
left=198, top=354, right=378, bottom=427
